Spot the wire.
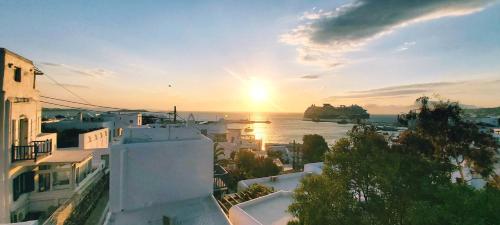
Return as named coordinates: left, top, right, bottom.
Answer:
left=40, top=100, right=106, bottom=112
left=43, top=74, right=92, bottom=105
left=41, top=95, right=124, bottom=110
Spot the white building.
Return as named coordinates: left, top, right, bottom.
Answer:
left=230, top=163, right=323, bottom=225
left=0, top=49, right=103, bottom=223
left=105, top=126, right=232, bottom=225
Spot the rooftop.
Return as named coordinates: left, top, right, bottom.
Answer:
left=107, top=196, right=231, bottom=225
left=38, top=149, right=92, bottom=164
left=229, top=191, right=293, bottom=225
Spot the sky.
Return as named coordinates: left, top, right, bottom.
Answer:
left=1, top=0, right=500, bottom=114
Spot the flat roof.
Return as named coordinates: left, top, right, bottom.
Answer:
left=107, top=196, right=231, bottom=225
left=38, top=149, right=92, bottom=164
left=0, top=48, right=34, bottom=64
left=240, top=172, right=307, bottom=192
left=233, top=191, right=293, bottom=225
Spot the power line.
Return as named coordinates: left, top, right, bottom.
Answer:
left=41, top=95, right=124, bottom=110
left=40, top=100, right=107, bottom=112
left=43, top=73, right=92, bottom=105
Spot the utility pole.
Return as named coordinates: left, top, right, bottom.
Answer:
left=173, top=106, right=177, bottom=123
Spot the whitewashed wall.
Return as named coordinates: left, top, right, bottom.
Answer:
left=78, top=128, right=109, bottom=149
left=110, top=133, right=213, bottom=213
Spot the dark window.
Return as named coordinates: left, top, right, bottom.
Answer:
left=129, top=120, right=133, bottom=124
left=12, top=172, right=34, bottom=201
left=14, top=67, right=22, bottom=82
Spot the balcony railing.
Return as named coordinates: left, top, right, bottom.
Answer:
left=214, top=164, right=229, bottom=199
left=11, top=139, right=52, bottom=163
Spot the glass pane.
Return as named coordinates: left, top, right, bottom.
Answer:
left=53, top=171, right=71, bottom=187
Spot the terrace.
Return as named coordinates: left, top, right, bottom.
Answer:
left=229, top=191, right=293, bottom=225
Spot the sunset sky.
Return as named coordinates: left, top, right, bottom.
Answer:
left=1, top=0, right=500, bottom=113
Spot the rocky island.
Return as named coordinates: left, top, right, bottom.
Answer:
left=304, top=104, right=370, bottom=123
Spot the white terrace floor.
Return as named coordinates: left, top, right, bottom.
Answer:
left=106, top=196, right=231, bottom=225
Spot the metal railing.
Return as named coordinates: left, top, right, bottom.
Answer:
left=214, top=164, right=229, bottom=199
left=11, top=139, right=52, bottom=162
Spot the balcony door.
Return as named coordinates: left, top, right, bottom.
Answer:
left=19, top=118, right=29, bottom=146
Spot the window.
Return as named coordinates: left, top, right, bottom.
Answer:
left=14, top=67, right=22, bottom=82
left=38, top=173, right=51, bottom=192
left=13, top=172, right=34, bottom=201
left=52, top=171, right=71, bottom=188
left=129, top=120, right=133, bottom=124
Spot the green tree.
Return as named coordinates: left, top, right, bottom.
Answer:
left=407, top=185, right=500, bottom=225
left=399, top=97, right=498, bottom=181
left=301, top=134, right=329, bottom=163
left=213, top=142, right=230, bottom=166
left=253, top=157, right=281, bottom=177
left=235, top=150, right=257, bottom=176
left=234, top=150, right=281, bottom=178
left=288, top=125, right=451, bottom=225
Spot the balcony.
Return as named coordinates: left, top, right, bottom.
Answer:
left=214, top=164, right=229, bottom=199
left=11, top=139, right=52, bottom=163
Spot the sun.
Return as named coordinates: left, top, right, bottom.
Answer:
left=249, top=80, right=268, bottom=103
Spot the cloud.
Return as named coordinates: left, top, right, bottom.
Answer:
left=396, top=41, right=417, bottom=52
left=331, top=89, right=428, bottom=99
left=300, top=75, right=320, bottom=79
left=348, top=81, right=462, bottom=94
left=38, top=62, right=115, bottom=78
left=327, top=79, right=500, bottom=100
left=281, top=0, right=494, bottom=67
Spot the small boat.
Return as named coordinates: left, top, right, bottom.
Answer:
left=244, top=127, right=254, bottom=132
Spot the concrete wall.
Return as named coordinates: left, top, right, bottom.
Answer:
left=123, top=126, right=201, bottom=143
left=43, top=120, right=113, bottom=132
left=0, top=49, right=44, bottom=223
left=110, top=131, right=213, bottom=213
left=78, top=128, right=109, bottom=149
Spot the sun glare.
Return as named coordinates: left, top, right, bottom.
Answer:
left=249, top=81, right=268, bottom=102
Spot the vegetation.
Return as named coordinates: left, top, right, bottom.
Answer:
left=288, top=97, right=500, bottom=225
left=226, top=150, right=281, bottom=190
left=301, top=134, right=329, bottom=163
left=213, top=142, right=230, bottom=166
left=267, top=150, right=288, bottom=163
left=242, top=183, right=275, bottom=199
left=398, top=97, right=498, bottom=180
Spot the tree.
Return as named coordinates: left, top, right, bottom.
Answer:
left=301, top=134, right=329, bottom=163
left=233, top=150, right=281, bottom=178
left=253, top=157, right=281, bottom=177
left=398, top=97, right=498, bottom=181
left=407, top=185, right=500, bottom=225
left=213, top=142, right=230, bottom=166
left=288, top=125, right=452, bottom=225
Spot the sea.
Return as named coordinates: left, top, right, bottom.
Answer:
left=43, top=109, right=397, bottom=146
left=179, top=112, right=397, bottom=146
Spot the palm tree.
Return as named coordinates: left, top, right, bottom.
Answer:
left=214, top=142, right=227, bottom=166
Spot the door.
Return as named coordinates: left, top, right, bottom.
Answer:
left=19, top=118, right=29, bottom=146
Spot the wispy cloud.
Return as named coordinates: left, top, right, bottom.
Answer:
left=281, top=0, right=494, bottom=67
left=327, top=79, right=500, bottom=101
left=38, top=62, right=115, bottom=78
left=300, top=75, right=320, bottom=79
left=396, top=41, right=417, bottom=52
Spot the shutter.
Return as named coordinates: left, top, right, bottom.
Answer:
left=13, top=176, right=20, bottom=201
left=25, top=171, right=35, bottom=192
